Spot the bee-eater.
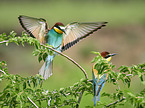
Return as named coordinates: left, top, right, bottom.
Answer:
left=18, top=15, right=107, bottom=80
left=92, top=51, right=116, bottom=106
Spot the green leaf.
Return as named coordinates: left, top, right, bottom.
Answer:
left=27, top=79, right=31, bottom=87
left=23, top=82, right=26, bottom=90
left=33, top=79, right=37, bottom=88
left=43, top=53, right=48, bottom=61
left=21, top=41, right=25, bottom=47
left=38, top=53, right=42, bottom=63
left=141, top=81, right=145, bottom=85
left=35, top=40, right=41, bottom=49
left=127, top=91, right=136, bottom=98
left=9, top=31, right=17, bottom=38
left=91, top=51, right=100, bottom=55
left=6, top=41, right=9, bottom=46
left=33, top=50, right=40, bottom=56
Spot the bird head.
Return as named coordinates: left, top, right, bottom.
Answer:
left=101, top=51, right=117, bottom=62
left=53, top=22, right=66, bottom=34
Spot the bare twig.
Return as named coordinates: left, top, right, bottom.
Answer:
left=1, top=38, right=88, bottom=108
left=0, top=40, right=8, bottom=44
left=0, top=40, right=88, bottom=79
left=41, top=44, right=88, bottom=79
left=106, top=97, right=126, bottom=107
left=40, top=45, right=88, bottom=108
left=0, top=69, right=6, bottom=74
left=27, top=97, right=39, bottom=108
left=76, top=89, right=85, bottom=108
left=115, top=80, right=120, bottom=90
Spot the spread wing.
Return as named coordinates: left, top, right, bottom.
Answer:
left=18, top=15, right=48, bottom=43
left=61, top=22, right=107, bottom=51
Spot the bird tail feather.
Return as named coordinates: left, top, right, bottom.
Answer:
left=39, top=55, right=54, bottom=80
left=93, top=95, right=100, bottom=106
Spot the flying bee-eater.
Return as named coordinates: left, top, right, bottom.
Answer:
left=18, top=15, right=107, bottom=80
left=92, top=51, right=116, bottom=106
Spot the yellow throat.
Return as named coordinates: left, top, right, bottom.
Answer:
left=106, top=57, right=111, bottom=62
left=54, top=27, right=63, bottom=34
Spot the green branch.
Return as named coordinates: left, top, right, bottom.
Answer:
left=41, top=44, right=88, bottom=79
left=0, top=38, right=88, bottom=79
left=0, top=32, right=88, bottom=107
left=1, top=32, right=144, bottom=107
left=106, top=97, right=126, bottom=107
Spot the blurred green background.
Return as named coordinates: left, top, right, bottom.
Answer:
left=0, top=0, right=145, bottom=107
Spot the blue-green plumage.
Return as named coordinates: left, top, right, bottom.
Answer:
left=92, top=52, right=116, bottom=106
left=39, top=28, right=63, bottom=79
left=47, top=29, right=63, bottom=51
left=18, top=15, right=108, bottom=80
left=93, top=74, right=107, bottom=106
left=92, top=70, right=108, bottom=106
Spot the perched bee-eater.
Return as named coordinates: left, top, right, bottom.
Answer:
left=18, top=15, right=107, bottom=80
left=92, top=51, right=116, bottom=106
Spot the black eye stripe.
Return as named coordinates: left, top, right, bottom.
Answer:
left=104, top=55, right=111, bottom=58
left=55, top=25, right=61, bottom=30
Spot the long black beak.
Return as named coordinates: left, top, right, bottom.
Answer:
left=105, top=53, right=117, bottom=58
left=109, top=53, right=117, bottom=57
